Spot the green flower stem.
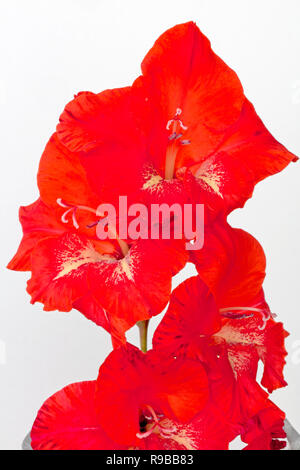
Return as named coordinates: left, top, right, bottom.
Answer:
left=137, top=320, right=149, bottom=353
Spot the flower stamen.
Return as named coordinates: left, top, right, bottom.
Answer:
left=56, top=198, right=129, bottom=257
left=57, top=198, right=99, bottom=229
left=220, top=306, right=277, bottom=330
left=165, top=108, right=190, bottom=180
left=136, top=405, right=176, bottom=440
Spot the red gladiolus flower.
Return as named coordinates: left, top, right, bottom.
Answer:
left=156, top=223, right=289, bottom=391
left=190, top=219, right=288, bottom=393
left=7, top=135, right=187, bottom=342
left=8, top=21, right=297, bottom=340
left=31, top=383, right=231, bottom=450
left=31, top=345, right=235, bottom=450
left=95, top=344, right=209, bottom=446
left=57, top=22, right=296, bottom=217
left=153, top=221, right=288, bottom=440
left=153, top=275, right=288, bottom=444
left=8, top=199, right=187, bottom=344
left=8, top=20, right=297, bottom=451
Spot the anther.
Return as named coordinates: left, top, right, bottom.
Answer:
left=168, top=132, right=177, bottom=141
left=221, top=311, right=254, bottom=320
left=220, top=306, right=277, bottom=330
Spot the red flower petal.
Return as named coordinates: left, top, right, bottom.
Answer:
left=217, top=309, right=288, bottom=393
left=7, top=197, right=115, bottom=273
left=218, top=99, right=298, bottom=183
left=27, top=232, right=187, bottom=339
left=193, top=222, right=288, bottom=394
left=72, top=293, right=110, bottom=331
left=153, top=276, right=241, bottom=427
left=7, top=199, right=66, bottom=271
left=261, top=320, right=289, bottom=392
left=38, top=133, right=99, bottom=209
left=95, top=344, right=209, bottom=446
left=241, top=402, right=286, bottom=450
left=189, top=99, right=298, bottom=214
left=188, top=150, right=256, bottom=216
left=191, top=221, right=266, bottom=307
left=57, top=88, right=147, bottom=204
left=27, top=232, right=105, bottom=312
left=139, top=21, right=244, bottom=172
left=88, top=237, right=187, bottom=323
left=30, top=370, right=226, bottom=450
left=153, top=276, right=221, bottom=354
left=73, top=294, right=125, bottom=348
left=140, top=164, right=190, bottom=206
left=142, top=404, right=234, bottom=450
left=31, top=381, right=125, bottom=450
left=153, top=274, right=288, bottom=427
left=55, top=22, right=297, bottom=215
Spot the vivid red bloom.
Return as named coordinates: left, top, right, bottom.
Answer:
left=31, top=345, right=234, bottom=450
left=153, top=275, right=288, bottom=443
left=7, top=134, right=187, bottom=342
left=156, top=223, right=289, bottom=393
left=190, top=219, right=288, bottom=393
left=95, top=344, right=209, bottom=446
left=8, top=21, right=297, bottom=339
left=8, top=21, right=296, bottom=452
left=8, top=205, right=187, bottom=344
left=153, top=223, right=288, bottom=443
left=57, top=22, right=297, bottom=217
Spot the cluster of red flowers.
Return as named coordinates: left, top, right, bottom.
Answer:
left=9, top=22, right=297, bottom=450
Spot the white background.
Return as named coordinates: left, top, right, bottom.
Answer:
left=0, top=0, right=299, bottom=450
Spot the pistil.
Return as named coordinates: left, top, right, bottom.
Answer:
left=165, top=141, right=179, bottom=180
left=164, top=108, right=189, bottom=180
